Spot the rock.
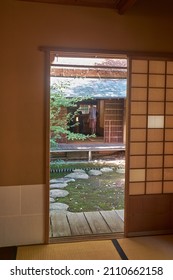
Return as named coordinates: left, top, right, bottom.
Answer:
left=73, top=169, right=86, bottom=173
left=50, top=178, right=75, bottom=184
left=50, top=189, right=69, bottom=198
left=65, top=171, right=89, bottom=179
left=50, top=179, right=62, bottom=183
left=49, top=197, right=55, bottom=203
left=64, top=178, right=76, bottom=183
left=50, top=202, right=69, bottom=211
left=88, top=169, right=102, bottom=176
left=50, top=183, right=68, bottom=189
left=116, top=168, right=125, bottom=174
left=100, top=167, right=113, bottom=172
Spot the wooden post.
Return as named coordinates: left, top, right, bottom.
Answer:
left=88, top=150, right=92, bottom=161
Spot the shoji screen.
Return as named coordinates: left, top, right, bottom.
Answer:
left=104, top=99, right=124, bottom=143
left=126, top=57, right=173, bottom=236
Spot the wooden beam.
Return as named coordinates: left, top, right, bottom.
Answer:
left=116, top=0, right=137, bottom=14
left=19, top=0, right=137, bottom=13
left=18, top=0, right=118, bottom=9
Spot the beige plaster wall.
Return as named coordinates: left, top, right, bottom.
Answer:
left=1, top=0, right=173, bottom=186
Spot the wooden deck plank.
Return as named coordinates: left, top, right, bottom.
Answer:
left=116, top=209, right=124, bottom=221
left=84, top=211, right=111, bottom=234
left=100, top=210, right=124, bottom=232
left=52, top=148, right=125, bottom=152
left=50, top=212, right=71, bottom=237
left=67, top=212, right=92, bottom=235
left=51, top=143, right=125, bottom=152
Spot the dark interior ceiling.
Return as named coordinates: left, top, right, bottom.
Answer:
left=18, top=0, right=138, bottom=14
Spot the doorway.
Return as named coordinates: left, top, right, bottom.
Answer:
left=48, top=51, right=127, bottom=241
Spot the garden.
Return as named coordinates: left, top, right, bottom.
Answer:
left=50, top=159, right=125, bottom=212
left=49, top=81, right=125, bottom=213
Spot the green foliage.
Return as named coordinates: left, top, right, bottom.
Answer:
left=50, top=82, right=92, bottom=147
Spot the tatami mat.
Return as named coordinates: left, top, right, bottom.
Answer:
left=118, top=234, right=173, bottom=260
left=17, top=235, right=173, bottom=260
left=17, top=240, right=121, bottom=260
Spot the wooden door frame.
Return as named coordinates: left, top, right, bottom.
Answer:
left=42, top=46, right=173, bottom=243
left=42, top=47, right=128, bottom=243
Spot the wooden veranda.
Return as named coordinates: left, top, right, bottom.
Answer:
left=50, top=209, right=124, bottom=238
left=50, top=142, right=125, bottom=161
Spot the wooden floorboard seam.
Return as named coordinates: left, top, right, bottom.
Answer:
left=83, top=212, right=94, bottom=234
left=99, top=211, right=113, bottom=233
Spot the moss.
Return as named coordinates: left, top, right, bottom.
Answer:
left=50, top=165, right=124, bottom=212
